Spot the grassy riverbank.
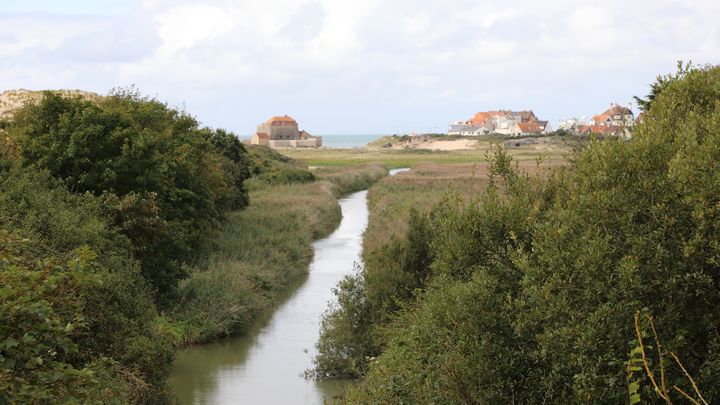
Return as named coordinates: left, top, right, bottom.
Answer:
left=313, top=160, right=561, bottom=379
left=164, top=162, right=387, bottom=346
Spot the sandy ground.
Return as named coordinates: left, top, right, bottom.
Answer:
left=0, top=89, right=99, bottom=119
left=390, top=138, right=480, bottom=151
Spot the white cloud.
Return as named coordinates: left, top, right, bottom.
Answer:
left=0, top=0, right=719, bottom=133
left=155, top=5, right=235, bottom=55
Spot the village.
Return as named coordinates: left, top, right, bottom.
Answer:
left=448, top=102, right=636, bottom=138
left=249, top=102, right=637, bottom=149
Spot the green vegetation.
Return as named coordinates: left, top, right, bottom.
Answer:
left=0, top=231, right=123, bottom=404
left=0, top=91, right=250, bottom=403
left=0, top=167, right=174, bottom=403
left=7, top=90, right=251, bottom=306
left=281, top=138, right=569, bottom=169
left=0, top=89, right=388, bottom=403
left=315, top=65, right=720, bottom=403
left=167, top=162, right=386, bottom=345
left=245, top=144, right=317, bottom=187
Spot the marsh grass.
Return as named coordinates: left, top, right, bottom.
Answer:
left=168, top=164, right=387, bottom=346
left=315, top=163, right=388, bottom=196
left=363, top=160, right=561, bottom=254
left=281, top=139, right=570, bottom=169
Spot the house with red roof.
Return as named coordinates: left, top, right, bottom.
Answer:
left=592, top=104, right=635, bottom=127
left=449, top=109, right=551, bottom=136
left=574, top=103, right=635, bottom=138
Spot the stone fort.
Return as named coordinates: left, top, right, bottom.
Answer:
left=250, top=115, right=322, bottom=148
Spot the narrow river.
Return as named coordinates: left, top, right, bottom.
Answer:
left=169, top=169, right=409, bottom=404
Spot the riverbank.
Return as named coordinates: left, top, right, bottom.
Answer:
left=169, top=188, right=373, bottom=404
left=312, top=159, right=565, bottom=380
left=163, top=163, right=387, bottom=347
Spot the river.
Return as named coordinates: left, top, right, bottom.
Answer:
left=169, top=168, right=409, bottom=404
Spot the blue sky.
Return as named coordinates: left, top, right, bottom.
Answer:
left=1, top=0, right=719, bottom=135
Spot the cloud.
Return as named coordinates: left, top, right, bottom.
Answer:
left=1, top=0, right=719, bottom=134
left=155, top=4, right=235, bottom=55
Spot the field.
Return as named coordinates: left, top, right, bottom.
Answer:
left=363, top=159, right=564, bottom=256
left=280, top=137, right=571, bottom=169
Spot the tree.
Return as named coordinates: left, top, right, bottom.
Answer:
left=7, top=90, right=251, bottom=305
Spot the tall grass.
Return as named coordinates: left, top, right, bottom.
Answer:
left=166, top=164, right=387, bottom=346
left=315, top=163, right=387, bottom=196
left=364, top=160, right=564, bottom=253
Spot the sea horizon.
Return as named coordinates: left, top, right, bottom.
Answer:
left=241, top=133, right=387, bottom=148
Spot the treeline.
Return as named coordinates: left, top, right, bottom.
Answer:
left=315, top=64, right=720, bottom=403
left=0, top=90, right=251, bottom=403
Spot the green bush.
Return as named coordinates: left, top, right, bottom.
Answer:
left=6, top=90, right=251, bottom=305
left=312, top=209, right=432, bottom=379
left=332, top=64, right=720, bottom=403
left=0, top=231, right=117, bottom=404
left=255, top=167, right=316, bottom=185
left=0, top=167, right=175, bottom=403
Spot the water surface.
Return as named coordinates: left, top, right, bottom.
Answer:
left=169, top=190, right=370, bottom=404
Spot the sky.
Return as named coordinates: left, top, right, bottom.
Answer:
left=1, top=0, right=719, bottom=135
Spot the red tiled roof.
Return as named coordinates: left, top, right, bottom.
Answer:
left=577, top=125, right=623, bottom=135
left=594, top=104, right=633, bottom=124
left=470, top=110, right=511, bottom=125
left=518, top=122, right=543, bottom=133
left=267, top=115, right=297, bottom=124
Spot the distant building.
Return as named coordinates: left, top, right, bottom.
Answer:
left=250, top=115, right=322, bottom=148
left=448, top=109, right=550, bottom=136
left=448, top=120, right=493, bottom=136
left=576, top=124, right=625, bottom=136
left=574, top=103, right=635, bottom=138
left=592, top=103, right=635, bottom=127
left=558, top=117, right=580, bottom=131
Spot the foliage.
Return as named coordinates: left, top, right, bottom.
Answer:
left=314, top=163, right=388, bottom=196
left=320, top=64, right=720, bottom=403
left=312, top=208, right=432, bottom=379
left=168, top=164, right=386, bottom=346
left=245, top=144, right=307, bottom=175
left=634, top=60, right=694, bottom=112
left=5, top=89, right=251, bottom=305
left=0, top=231, right=122, bottom=404
left=0, top=167, right=175, bottom=403
left=254, top=167, right=316, bottom=186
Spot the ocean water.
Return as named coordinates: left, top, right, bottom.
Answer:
left=318, top=134, right=383, bottom=148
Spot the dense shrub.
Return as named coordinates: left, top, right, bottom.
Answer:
left=322, top=64, right=720, bottom=403
left=0, top=168, right=174, bottom=403
left=312, top=209, right=432, bottom=379
left=6, top=90, right=251, bottom=305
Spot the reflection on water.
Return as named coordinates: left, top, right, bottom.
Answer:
left=169, top=190, right=370, bottom=404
